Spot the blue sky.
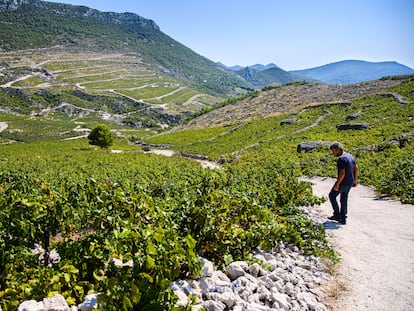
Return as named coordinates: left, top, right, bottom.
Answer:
left=47, top=0, right=414, bottom=70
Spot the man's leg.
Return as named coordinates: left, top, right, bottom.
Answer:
left=329, top=188, right=341, bottom=217
left=339, top=185, right=352, bottom=221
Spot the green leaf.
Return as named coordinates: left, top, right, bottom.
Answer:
left=131, top=283, right=141, bottom=304
left=93, top=269, right=106, bottom=281
left=146, top=243, right=157, bottom=256
left=123, top=295, right=133, bottom=311
left=145, top=256, right=155, bottom=270
left=185, top=234, right=196, bottom=249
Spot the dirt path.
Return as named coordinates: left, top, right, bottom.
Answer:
left=305, top=177, right=414, bottom=311
left=0, top=74, right=38, bottom=88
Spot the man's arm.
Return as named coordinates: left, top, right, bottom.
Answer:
left=353, top=163, right=359, bottom=187
left=334, top=169, right=346, bottom=191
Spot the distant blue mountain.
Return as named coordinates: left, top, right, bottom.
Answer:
left=218, top=63, right=280, bottom=72
left=290, top=60, right=414, bottom=84
left=250, top=63, right=279, bottom=71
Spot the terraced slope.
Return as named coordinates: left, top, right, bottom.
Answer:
left=0, top=0, right=252, bottom=96
left=186, top=78, right=406, bottom=127
left=0, top=49, right=225, bottom=135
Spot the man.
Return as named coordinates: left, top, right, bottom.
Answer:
left=328, top=142, right=358, bottom=224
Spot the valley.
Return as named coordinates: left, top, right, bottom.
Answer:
left=0, top=1, right=413, bottom=310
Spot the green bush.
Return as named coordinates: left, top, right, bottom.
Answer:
left=88, top=124, right=114, bottom=148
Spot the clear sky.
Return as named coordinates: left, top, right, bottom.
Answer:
left=46, top=0, right=414, bottom=70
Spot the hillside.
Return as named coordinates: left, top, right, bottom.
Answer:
left=146, top=75, right=414, bottom=202
left=0, top=0, right=252, bottom=96
left=186, top=78, right=406, bottom=127
left=233, top=66, right=315, bottom=88
left=291, top=60, right=414, bottom=84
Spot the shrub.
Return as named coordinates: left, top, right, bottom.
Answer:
left=88, top=124, right=114, bottom=148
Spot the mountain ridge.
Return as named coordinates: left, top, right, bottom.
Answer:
left=0, top=0, right=252, bottom=96
left=291, top=60, right=414, bottom=84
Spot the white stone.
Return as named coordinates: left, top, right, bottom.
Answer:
left=248, top=263, right=261, bottom=277
left=225, top=262, right=246, bottom=280
left=284, top=282, right=295, bottom=295
left=43, top=294, right=70, bottom=311
left=109, top=258, right=123, bottom=267
left=297, top=292, right=318, bottom=310
left=18, top=300, right=43, bottom=311
left=201, top=258, right=214, bottom=277
left=247, top=293, right=261, bottom=303
left=191, top=305, right=204, bottom=311
left=198, top=277, right=215, bottom=294
left=203, top=300, right=225, bottom=311
left=274, top=279, right=285, bottom=293
left=271, top=292, right=291, bottom=310
left=238, top=288, right=253, bottom=301
left=219, top=291, right=237, bottom=308
left=175, top=289, right=189, bottom=307
left=233, top=261, right=249, bottom=271
left=211, top=270, right=231, bottom=286
left=78, top=294, right=98, bottom=311
left=123, top=259, right=133, bottom=268
left=256, top=285, right=272, bottom=302
left=246, top=302, right=270, bottom=311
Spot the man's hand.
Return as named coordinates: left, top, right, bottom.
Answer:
left=334, top=183, right=339, bottom=191
left=352, top=182, right=358, bottom=187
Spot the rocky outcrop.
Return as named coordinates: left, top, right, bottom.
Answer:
left=280, top=118, right=297, bottom=125
left=378, top=92, right=410, bottom=104
left=180, top=152, right=210, bottom=161
left=336, top=123, right=370, bottom=131
left=345, top=113, right=362, bottom=121
left=297, top=141, right=332, bottom=153
left=171, top=242, right=331, bottom=310
left=0, top=0, right=32, bottom=11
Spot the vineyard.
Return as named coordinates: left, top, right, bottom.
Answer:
left=1, top=76, right=413, bottom=310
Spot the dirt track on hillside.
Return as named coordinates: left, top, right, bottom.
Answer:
left=306, top=177, right=414, bottom=311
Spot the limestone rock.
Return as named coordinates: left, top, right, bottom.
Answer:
left=43, top=294, right=70, bottom=311
left=271, top=292, right=291, bottom=310
left=346, top=113, right=362, bottom=120
left=225, top=262, right=246, bottom=280
left=248, top=263, right=261, bottom=277
left=18, top=300, right=43, bottom=311
left=203, top=300, right=226, bottom=311
left=280, top=118, right=297, bottom=125
left=337, top=123, right=370, bottom=131
left=78, top=294, right=98, bottom=311
left=297, top=141, right=331, bottom=153
left=201, top=258, right=214, bottom=277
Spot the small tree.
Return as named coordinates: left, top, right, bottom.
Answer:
left=88, top=124, right=114, bottom=148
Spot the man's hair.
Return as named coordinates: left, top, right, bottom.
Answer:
left=330, top=142, right=344, bottom=151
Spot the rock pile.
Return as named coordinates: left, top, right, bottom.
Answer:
left=171, top=242, right=331, bottom=311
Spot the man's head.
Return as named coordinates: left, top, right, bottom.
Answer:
left=330, top=142, right=344, bottom=156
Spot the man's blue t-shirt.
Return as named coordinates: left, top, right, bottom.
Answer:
left=337, top=153, right=356, bottom=186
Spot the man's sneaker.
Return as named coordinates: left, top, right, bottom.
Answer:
left=328, top=215, right=341, bottom=221
left=339, top=218, right=347, bottom=225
